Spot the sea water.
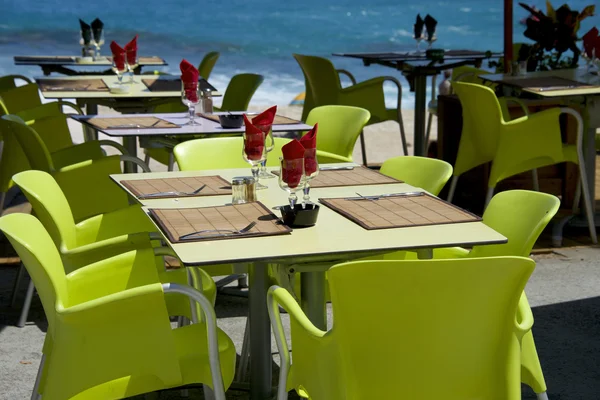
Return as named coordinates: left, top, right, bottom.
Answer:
left=1, top=0, right=598, bottom=108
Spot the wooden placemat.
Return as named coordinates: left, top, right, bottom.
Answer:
left=106, top=56, right=164, bottom=64
left=319, top=193, right=481, bottom=230
left=199, top=113, right=301, bottom=125
left=86, top=116, right=179, bottom=130
left=498, top=76, right=596, bottom=92
left=121, top=176, right=232, bottom=199
left=272, top=166, right=401, bottom=188
left=37, top=78, right=109, bottom=92
left=142, top=78, right=217, bottom=92
left=149, top=202, right=292, bottom=243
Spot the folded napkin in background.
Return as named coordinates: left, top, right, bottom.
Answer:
left=281, top=139, right=305, bottom=189
left=424, top=14, right=437, bottom=41
left=110, top=41, right=126, bottom=70
left=79, top=19, right=92, bottom=45
left=91, top=18, right=104, bottom=43
left=414, top=14, right=424, bottom=39
left=180, top=59, right=199, bottom=102
left=252, top=105, right=277, bottom=134
left=243, top=114, right=265, bottom=161
left=582, top=27, right=599, bottom=58
left=300, top=123, right=318, bottom=176
left=125, top=35, right=138, bottom=65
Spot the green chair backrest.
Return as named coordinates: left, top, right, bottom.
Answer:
left=471, top=190, right=560, bottom=258
left=12, top=170, right=78, bottom=252
left=294, top=54, right=341, bottom=121
left=304, top=105, right=370, bottom=162
left=1, top=115, right=55, bottom=172
left=379, top=156, right=453, bottom=196
left=322, top=257, right=535, bottom=399
left=0, top=116, right=31, bottom=192
left=198, top=51, right=220, bottom=80
left=451, top=66, right=489, bottom=84
left=451, top=82, right=504, bottom=176
left=0, top=83, right=43, bottom=116
left=219, top=74, right=264, bottom=111
left=0, top=74, right=32, bottom=92
left=174, top=137, right=291, bottom=171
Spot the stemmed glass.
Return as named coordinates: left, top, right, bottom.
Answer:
left=111, top=52, right=128, bottom=86
left=243, top=131, right=268, bottom=190
left=414, top=33, right=424, bottom=54
left=302, top=148, right=319, bottom=205
left=92, top=31, right=104, bottom=60
left=425, top=32, right=437, bottom=50
left=278, top=157, right=305, bottom=208
left=181, top=81, right=201, bottom=125
left=258, top=129, right=275, bottom=179
left=582, top=48, right=597, bottom=75
left=126, top=49, right=140, bottom=83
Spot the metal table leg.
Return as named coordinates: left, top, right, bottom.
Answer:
left=300, top=271, right=327, bottom=330
left=248, top=262, right=272, bottom=400
left=123, top=136, right=138, bottom=173
left=413, top=74, right=428, bottom=157
left=85, top=103, right=99, bottom=141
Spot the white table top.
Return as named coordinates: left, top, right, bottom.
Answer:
left=72, top=113, right=311, bottom=137
left=36, top=75, right=220, bottom=99
left=15, top=55, right=167, bottom=66
left=111, top=165, right=507, bottom=266
left=481, top=69, right=600, bottom=97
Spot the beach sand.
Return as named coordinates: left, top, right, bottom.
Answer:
left=66, top=104, right=436, bottom=172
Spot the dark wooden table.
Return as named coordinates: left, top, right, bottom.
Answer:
left=14, top=55, right=167, bottom=76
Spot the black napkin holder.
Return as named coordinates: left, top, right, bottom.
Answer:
left=218, top=114, right=244, bottom=129
left=280, top=203, right=319, bottom=227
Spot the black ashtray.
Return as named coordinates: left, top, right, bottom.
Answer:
left=280, top=203, right=320, bottom=227
left=218, top=114, right=244, bottom=129
left=426, top=49, right=445, bottom=61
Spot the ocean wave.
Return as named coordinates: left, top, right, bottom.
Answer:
left=460, top=7, right=471, bottom=12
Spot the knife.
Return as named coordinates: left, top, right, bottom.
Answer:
left=320, top=166, right=355, bottom=171
left=344, top=191, right=425, bottom=201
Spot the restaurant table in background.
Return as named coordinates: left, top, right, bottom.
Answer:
left=15, top=55, right=167, bottom=76
left=333, top=50, right=503, bottom=156
left=72, top=113, right=311, bottom=172
left=480, top=69, right=600, bottom=246
left=113, top=165, right=507, bottom=400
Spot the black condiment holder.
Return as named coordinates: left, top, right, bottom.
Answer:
left=280, top=203, right=320, bottom=227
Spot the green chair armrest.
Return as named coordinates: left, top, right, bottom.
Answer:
left=515, top=291, right=534, bottom=337
left=97, top=140, right=129, bottom=155
left=56, top=100, right=84, bottom=115
left=339, top=76, right=402, bottom=122
left=316, top=150, right=353, bottom=164
left=336, top=69, right=357, bottom=86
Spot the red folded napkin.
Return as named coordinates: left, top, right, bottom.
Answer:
left=243, top=114, right=265, bottom=161
left=583, top=27, right=599, bottom=58
left=300, top=123, right=318, bottom=175
left=252, top=105, right=277, bottom=134
left=180, top=59, right=199, bottom=102
left=124, top=35, right=138, bottom=65
left=110, top=41, right=126, bottom=70
left=281, top=139, right=305, bottom=189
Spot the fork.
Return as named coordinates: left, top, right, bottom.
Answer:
left=345, top=191, right=424, bottom=201
left=179, top=221, right=257, bottom=240
left=139, top=184, right=206, bottom=199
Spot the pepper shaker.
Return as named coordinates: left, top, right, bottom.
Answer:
left=201, top=88, right=214, bottom=114
left=231, top=177, right=246, bottom=204
left=244, top=176, right=257, bottom=202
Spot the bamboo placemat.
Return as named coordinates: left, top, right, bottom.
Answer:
left=121, top=176, right=232, bottom=199
left=149, top=202, right=292, bottom=243
left=86, top=116, right=179, bottom=130
left=272, top=167, right=401, bottom=188
left=106, top=56, right=164, bottom=64
left=498, top=76, right=596, bottom=92
left=142, top=78, right=217, bottom=92
left=319, top=193, right=481, bottom=230
left=199, top=113, right=301, bottom=125
left=37, top=78, right=109, bottom=92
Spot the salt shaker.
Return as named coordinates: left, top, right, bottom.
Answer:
left=244, top=176, right=257, bottom=202
left=231, top=177, right=246, bottom=204
left=201, top=88, right=214, bottom=114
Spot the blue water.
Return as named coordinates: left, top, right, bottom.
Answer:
left=1, top=0, right=598, bottom=107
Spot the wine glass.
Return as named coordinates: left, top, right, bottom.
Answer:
left=258, top=128, right=275, bottom=179
left=278, top=157, right=305, bottom=208
left=242, top=130, right=268, bottom=190
left=126, top=48, right=139, bottom=83
left=425, top=31, right=437, bottom=50
left=181, top=81, right=201, bottom=125
left=111, top=52, right=128, bottom=86
left=302, top=148, right=319, bottom=205
left=414, top=33, right=424, bottom=54
left=92, top=31, right=104, bottom=60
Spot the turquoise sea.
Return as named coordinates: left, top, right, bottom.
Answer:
left=1, top=0, right=599, bottom=107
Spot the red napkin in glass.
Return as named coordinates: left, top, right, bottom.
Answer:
left=299, top=123, right=318, bottom=175
left=110, top=41, right=126, bottom=70
left=180, top=59, right=199, bottom=102
left=281, top=139, right=305, bottom=189
left=582, top=27, right=599, bottom=58
left=243, top=114, right=265, bottom=161
left=124, top=35, right=138, bottom=65
left=252, top=105, right=277, bottom=134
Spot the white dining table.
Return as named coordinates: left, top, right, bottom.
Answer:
left=112, top=164, right=506, bottom=400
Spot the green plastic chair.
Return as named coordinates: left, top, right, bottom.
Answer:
left=447, top=82, right=596, bottom=244
left=268, top=256, right=535, bottom=400
left=0, top=213, right=235, bottom=400
left=379, top=156, right=453, bottom=196
left=294, top=54, right=408, bottom=164
left=198, top=51, right=220, bottom=80
left=0, top=74, right=32, bottom=91
left=143, top=73, right=265, bottom=169
left=0, top=115, right=149, bottom=222
left=11, top=170, right=217, bottom=327
left=377, top=189, right=560, bottom=400
left=303, top=105, right=370, bottom=164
